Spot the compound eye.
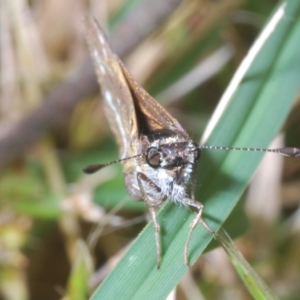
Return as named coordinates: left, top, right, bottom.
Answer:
left=146, top=147, right=162, bottom=168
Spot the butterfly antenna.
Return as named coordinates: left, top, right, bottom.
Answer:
left=83, top=154, right=142, bottom=174
left=200, top=145, right=300, bottom=157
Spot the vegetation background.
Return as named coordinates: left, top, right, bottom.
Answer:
left=0, top=0, right=299, bottom=299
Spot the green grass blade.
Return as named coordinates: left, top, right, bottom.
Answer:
left=67, top=241, right=93, bottom=300
left=216, top=229, right=279, bottom=300
left=91, top=1, right=300, bottom=299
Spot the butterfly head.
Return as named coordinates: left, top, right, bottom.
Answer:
left=145, top=129, right=200, bottom=170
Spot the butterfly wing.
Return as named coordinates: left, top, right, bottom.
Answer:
left=86, top=18, right=138, bottom=158
left=118, top=60, right=189, bottom=138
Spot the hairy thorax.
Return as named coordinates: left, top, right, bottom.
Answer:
left=123, top=129, right=200, bottom=205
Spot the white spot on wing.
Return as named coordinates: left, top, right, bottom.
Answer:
left=100, top=65, right=106, bottom=74
left=104, top=91, right=127, bottom=153
left=99, top=35, right=104, bottom=45
left=92, top=49, right=98, bottom=57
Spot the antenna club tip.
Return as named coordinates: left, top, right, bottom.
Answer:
left=82, top=164, right=103, bottom=174
left=292, top=147, right=300, bottom=157
left=280, top=147, right=300, bottom=157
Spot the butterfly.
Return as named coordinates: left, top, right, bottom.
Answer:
left=83, top=17, right=300, bottom=269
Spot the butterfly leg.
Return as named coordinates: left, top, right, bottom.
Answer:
left=182, top=198, right=215, bottom=268
left=137, top=172, right=167, bottom=269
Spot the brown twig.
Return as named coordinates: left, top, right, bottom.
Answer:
left=0, top=0, right=183, bottom=170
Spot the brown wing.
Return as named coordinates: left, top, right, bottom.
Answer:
left=118, top=60, right=189, bottom=138
left=85, top=18, right=138, bottom=158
